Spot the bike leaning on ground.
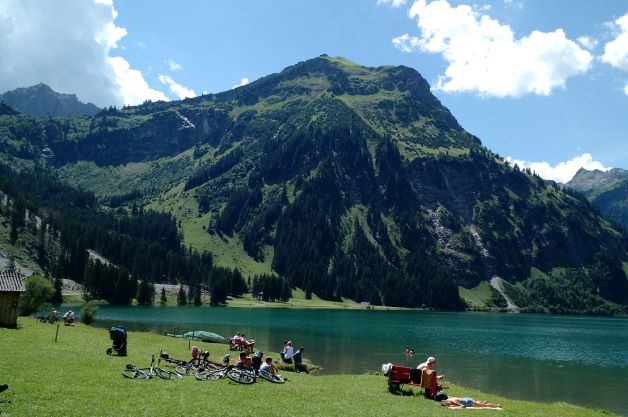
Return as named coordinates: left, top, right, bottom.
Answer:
left=122, top=355, right=182, bottom=380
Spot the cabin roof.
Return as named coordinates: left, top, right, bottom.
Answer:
left=0, top=270, right=26, bottom=292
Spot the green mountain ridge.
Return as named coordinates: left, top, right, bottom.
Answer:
left=0, top=55, right=626, bottom=313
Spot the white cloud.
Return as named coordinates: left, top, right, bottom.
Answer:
left=602, top=14, right=628, bottom=71
left=577, top=36, right=597, bottom=51
left=377, top=0, right=407, bottom=7
left=166, top=59, right=182, bottom=72
left=158, top=75, right=197, bottom=99
left=503, top=0, right=523, bottom=10
left=112, top=58, right=168, bottom=105
left=395, top=0, right=592, bottom=97
left=233, top=78, right=250, bottom=89
left=505, top=153, right=610, bottom=183
left=0, top=0, right=168, bottom=107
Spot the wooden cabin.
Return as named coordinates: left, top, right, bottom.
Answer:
left=0, top=270, right=26, bottom=328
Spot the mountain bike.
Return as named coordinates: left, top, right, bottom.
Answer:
left=195, top=364, right=233, bottom=381
left=226, top=367, right=256, bottom=384
left=258, top=370, right=285, bottom=384
left=122, top=355, right=182, bottom=380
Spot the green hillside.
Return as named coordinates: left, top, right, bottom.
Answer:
left=0, top=55, right=626, bottom=313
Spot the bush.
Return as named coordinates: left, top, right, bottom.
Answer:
left=80, top=301, right=100, bottom=325
left=18, top=275, right=54, bottom=316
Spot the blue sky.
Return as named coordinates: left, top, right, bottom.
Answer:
left=1, top=0, right=627, bottom=181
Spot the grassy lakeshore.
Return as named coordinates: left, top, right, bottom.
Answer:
left=0, top=318, right=618, bottom=417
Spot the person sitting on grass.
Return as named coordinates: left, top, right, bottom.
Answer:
left=441, top=397, right=502, bottom=409
left=236, top=351, right=252, bottom=370
left=293, top=347, right=309, bottom=374
left=282, top=340, right=294, bottom=364
left=189, top=346, right=208, bottom=364
left=63, top=310, right=74, bottom=326
left=259, top=357, right=279, bottom=375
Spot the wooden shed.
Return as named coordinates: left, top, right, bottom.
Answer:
left=0, top=270, right=26, bottom=328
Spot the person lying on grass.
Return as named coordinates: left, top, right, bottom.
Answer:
left=441, top=397, right=502, bottom=409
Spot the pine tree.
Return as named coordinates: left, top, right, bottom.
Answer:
left=177, top=285, right=187, bottom=306
left=52, top=276, right=63, bottom=305
left=193, top=286, right=202, bottom=306
left=160, top=287, right=167, bottom=304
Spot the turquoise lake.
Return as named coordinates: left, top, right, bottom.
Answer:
left=91, top=306, right=628, bottom=416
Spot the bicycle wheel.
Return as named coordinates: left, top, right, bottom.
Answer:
left=156, top=368, right=182, bottom=380
left=195, top=370, right=213, bottom=381
left=122, top=368, right=149, bottom=379
left=227, top=368, right=255, bottom=384
left=258, top=370, right=285, bottom=384
left=175, top=365, right=192, bottom=376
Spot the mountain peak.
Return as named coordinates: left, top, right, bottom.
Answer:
left=0, top=83, right=100, bottom=117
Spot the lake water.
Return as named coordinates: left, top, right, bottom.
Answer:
left=91, top=306, right=628, bottom=416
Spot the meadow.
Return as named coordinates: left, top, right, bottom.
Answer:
left=0, top=317, right=618, bottom=417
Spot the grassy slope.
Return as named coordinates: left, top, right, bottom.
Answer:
left=0, top=318, right=616, bottom=417
left=458, top=281, right=493, bottom=309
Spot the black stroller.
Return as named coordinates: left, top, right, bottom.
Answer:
left=106, top=326, right=127, bottom=356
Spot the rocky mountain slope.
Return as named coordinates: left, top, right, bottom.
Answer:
left=1, top=83, right=100, bottom=117
left=0, top=55, right=626, bottom=312
left=566, top=168, right=628, bottom=231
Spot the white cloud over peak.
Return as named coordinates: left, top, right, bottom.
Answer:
left=394, top=0, right=592, bottom=97
left=158, top=75, right=197, bottom=99
left=233, top=78, right=250, bottom=89
left=602, top=14, right=628, bottom=71
left=0, top=0, right=167, bottom=107
left=506, top=153, right=610, bottom=183
left=111, top=58, right=168, bottom=105
left=377, top=0, right=407, bottom=7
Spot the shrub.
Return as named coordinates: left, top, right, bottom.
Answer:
left=18, top=275, right=54, bottom=316
left=80, top=301, right=100, bottom=325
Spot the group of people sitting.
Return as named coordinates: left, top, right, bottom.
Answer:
left=232, top=339, right=310, bottom=376
left=416, top=356, right=502, bottom=410
left=48, top=308, right=74, bottom=326
left=279, top=340, right=309, bottom=373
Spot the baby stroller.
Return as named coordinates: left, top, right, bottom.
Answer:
left=106, top=326, right=127, bottom=356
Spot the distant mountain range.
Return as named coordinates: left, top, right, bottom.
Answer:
left=0, top=55, right=626, bottom=313
left=0, top=83, right=100, bottom=117
left=566, top=167, right=628, bottom=231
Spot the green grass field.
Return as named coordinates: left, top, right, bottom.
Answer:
left=0, top=317, right=618, bottom=417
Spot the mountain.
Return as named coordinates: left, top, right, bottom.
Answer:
left=0, top=83, right=100, bottom=117
left=566, top=168, right=628, bottom=231
left=0, top=55, right=626, bottom=313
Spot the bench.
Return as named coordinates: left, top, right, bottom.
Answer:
left=386, top=365, right=423, bottom=393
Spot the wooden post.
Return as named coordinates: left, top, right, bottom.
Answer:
left=55, top=323, right=60, bottom=342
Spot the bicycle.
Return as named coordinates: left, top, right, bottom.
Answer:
left=258, top=370, right=285, bottom=384
left=226, top=367, right=256, bottom=384
left=195, top=364, right=233, bottom=381
left=122, top=355, right=182, bottom=380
